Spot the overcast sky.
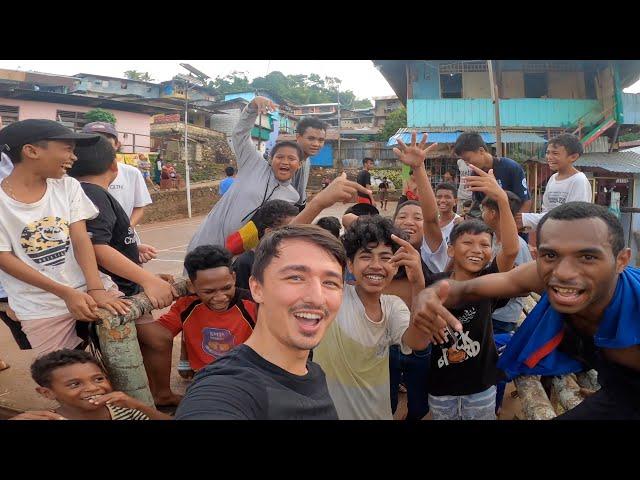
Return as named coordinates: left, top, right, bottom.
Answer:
left=2, top=60, right=639, bottom=97
left=0, top=60, right=396, bottom=100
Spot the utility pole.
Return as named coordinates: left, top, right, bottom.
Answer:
left=487, top=60, right=503, bottom=157
left=337, top=89, right=341, bottom=167
left=184, top=77, right=191, bottom=218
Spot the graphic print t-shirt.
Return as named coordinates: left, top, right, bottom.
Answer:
left=157, top=289, right=257, bottom=371
left=0, top=176, right=115, bottom=320
left=427, top=261, right=508, bottom=396
left=81, top=183, right=141, bottom=297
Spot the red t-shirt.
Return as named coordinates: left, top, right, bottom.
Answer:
left=157, top=289, right=257, bottom=371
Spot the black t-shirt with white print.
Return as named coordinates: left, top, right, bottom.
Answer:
left=81, top=183, right=141, bottom=297
left=427, top=260, right=508, bottom=397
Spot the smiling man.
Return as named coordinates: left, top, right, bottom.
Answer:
left=175, top=225, right=346, bottom=420
left=291, top=117, right=327, bottom=209
left=412, top=202, right=640, bottom=419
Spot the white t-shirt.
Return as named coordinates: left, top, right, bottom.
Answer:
left=521, top=171, right=592, bottom=229
left=108, top=163, right=152, bottom=218
left=441, top=214, right=461, bottom=245
left=0, top=176, right=115, bottom=320
left=0, top=153, right=14, bottom=299
left=421, top=237, right=450, bottom=273
left=312, top=284, right=412, bottom=420
left=457, top=158, right=472, bottom=200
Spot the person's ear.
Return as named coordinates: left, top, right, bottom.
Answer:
left=447, top=244, right=455, bottom=259
left=568, top=152, right=580, bottom=163
left=110, top=159, right=119, bottom=173
left=249, top=276, right=264, bottom=303
left=231, top=271, right=237, bottom=283
left=36, top=386, right=57, bottom=401
left=186, top=279, right=196, bottom=294
left=615, top=248, right=632, bottom=273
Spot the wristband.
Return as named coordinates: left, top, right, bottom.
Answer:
left=177, top=360, right=192, bottom=371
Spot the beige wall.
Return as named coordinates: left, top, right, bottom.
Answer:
left=548, top=71, right=585, bottom=99
left=462, top=72, right=491, bottom=98
left=501, top=71, right=524, bottom=98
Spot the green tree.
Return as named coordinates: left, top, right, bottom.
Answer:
left=377, top=106, right=407, bottom=141
left=207, top=71, right=251, bottom=94
left=124, top=70, right=155, bottom=82
left=84, top=108, right=117, bottom=125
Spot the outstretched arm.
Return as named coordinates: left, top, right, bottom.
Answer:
left=411, top=261, right=543, bottom=341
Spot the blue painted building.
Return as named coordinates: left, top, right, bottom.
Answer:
left=374, top=60, right=640, bottom=144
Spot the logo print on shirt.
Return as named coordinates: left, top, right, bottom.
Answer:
left=437, top=330, right=481, bottom=368
left=20, top=216, right=70, bottom=267
left=201, top=327, right=236, bottom=358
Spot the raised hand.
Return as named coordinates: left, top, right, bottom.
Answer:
left=250, top=96, right=277, bottom=115
left=389, top=234, right=424, bottom=286
left=463, top=164, right=507, bottom=202
left=392, top=132, right=439, bottom=169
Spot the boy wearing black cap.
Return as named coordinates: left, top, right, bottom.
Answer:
left=0, top=119, right=130, bottom=355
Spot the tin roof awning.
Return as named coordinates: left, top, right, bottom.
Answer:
left=575, top=152, right=640, bottom=174
left=387, top=128, right=547, bottom=146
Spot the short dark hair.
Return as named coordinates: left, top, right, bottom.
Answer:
left=481, top=190, right=522, bottom=217
left=225, top=166, right=235, bottom=176
left=31, top=349, right=105, bottom=388
left=394, top=200, right=421, bottom=219
left=362, top=157, right=374, bottom=165
left=548, top=133, right=584, bottom=157
left=252, top=224, right=347, bottom=283
left=252, top=199, right=299, bottom=238
left=537, top=201, right=624, bottom=256
left=67, top=136, right=116, bottom=177
left=449, top=219, right=493, bottom=245
left=342, top=215, right=406, bottom=260
left=463, top=200, right=472, bottom=208
left=435, top=182, right=457, bottom=198
left=184, top=245, right=233, bottom=281
left=454, top=132, right=488, bottom=155
left=344, top=203, right=380, bottom=217
left=6, top=139, right=49, bottom=164
left=316, top=216, right=341, bottom=238
left=296, top=117, right=328, bottom=135
left=270, top=141, right=304, bottom=162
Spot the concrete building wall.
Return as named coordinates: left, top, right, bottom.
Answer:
left=0, top=97, right=152, bottom=152
left=75, top=76, right=159, bottom=98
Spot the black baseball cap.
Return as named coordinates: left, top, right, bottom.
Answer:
left=0, top=119, right=100, bottom=155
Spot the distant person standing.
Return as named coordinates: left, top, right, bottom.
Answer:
left=154, top=154, right=163, bottom=185
left=219, top=166, right=236, bottom=196
left=356, top=157, right=375, bottom=205
left=378, top=176, right=389, bottom=211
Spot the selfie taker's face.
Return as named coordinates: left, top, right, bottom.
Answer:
left=38, top=363, right=113, bottom=411
left=271, top=146, right=301, bottom=182
left=250, top=239, right=344, bottom=351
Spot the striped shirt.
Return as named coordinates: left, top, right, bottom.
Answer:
left=107, top=404, right=150, bottom=420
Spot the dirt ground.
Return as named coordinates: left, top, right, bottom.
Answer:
left=0, top=201, right=523, bottom=420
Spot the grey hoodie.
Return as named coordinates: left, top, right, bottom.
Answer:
left=187, top=104, right=299, bottom=253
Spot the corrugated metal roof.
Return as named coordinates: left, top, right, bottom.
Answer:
left=575, top=152, right=640, bottom=173
left=387, top=129, right=547, bottom=146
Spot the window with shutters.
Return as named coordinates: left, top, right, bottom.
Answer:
left=0, top=105, right=19, bottom=126
left=56, top=110, right=87, bottom=131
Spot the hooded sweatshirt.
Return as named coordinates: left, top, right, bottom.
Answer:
left=187, top=104, right=299, bottom=252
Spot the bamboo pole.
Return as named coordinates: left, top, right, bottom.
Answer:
left=94, top=279, right=190, bottom=405
left=550, top=374, right=585, bottom=412
left=514, top=375, right=557, bottom=420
